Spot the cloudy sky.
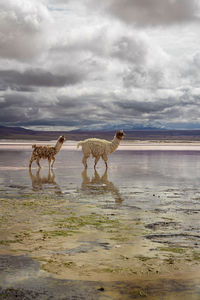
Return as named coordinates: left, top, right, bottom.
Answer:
left=0, top=0, right=200, bottom=131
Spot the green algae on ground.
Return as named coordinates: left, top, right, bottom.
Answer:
left=110, top=235, right=129, bottom=242
left=42, top=209, right=68, bottom=215
left=42, top=230, right=74, bottom=238
left=0, top=240, right=13, bottom=246
left=63, top=261, right=76, bottom=268
left=136, top=255, right=153, bottom=262
left=0, top=216, right=9, bottom=225
left=41, top=258, right=77, bottom=274
left=192, top=251, right=200, bottom=261
left=0, top=231, right=31, bottom=246
left=37, top=213, right=123, bottom=239
left=22, top=201, right=36, bottom=206
left=0, top=238, right=24, bottom=246
left=120, top=255, right=129, bottom=260
left=99, top=267, right=124, bottom=273
left=15, top=232, right=31, bottom=239
left=159, top=247, right=186, bottom=254
left=54, top=213, right=120, bottom=231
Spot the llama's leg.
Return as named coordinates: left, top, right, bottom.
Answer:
left=36, top=168, right=41, bottom=178
left=28, top=167, right=33, bottom=180
left=51, top=169, right=55, bottom=182
left=47, top=168, right=51, bottom=180
left=51, top=157, right=55, bottom=168
left=29, top=168, right=36, bottom=189
left=93, top=169, right=101, bottom=181
left=82, top=155, right=89, bottom=168
left=29, top=156, right=35, bottom=168
left=36, top=158, right=41, bottom=169
left=94, top=156, right=100, bottom=169
left=81, top=169, right=90, bottom=186
left=47, top=157, right=52, bottom=169
left=102, top=154, right=108, bottom=169
left=101, top=168, right=108, bottom=181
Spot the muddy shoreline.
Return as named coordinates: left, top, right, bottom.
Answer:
left=0, top=189, right=199, bottom=299
left=0, top=253, right=199, bottom=299
left=0, top=145, right=200, bottom=299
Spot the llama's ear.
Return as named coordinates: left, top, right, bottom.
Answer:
left=116, top=130, right=122, bottom=139
left=121, top=130, right=125, bottom=136
left=116, top=130, right=125, bottom=139
left=59, top=136, right=65, bottom=143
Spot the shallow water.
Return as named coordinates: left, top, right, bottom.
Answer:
left=0, top=141, right=200, bottom=299
left=1, top=143, right=200, bottom=216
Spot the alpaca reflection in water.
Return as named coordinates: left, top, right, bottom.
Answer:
left=80, top=169, right=123, bottom=203
left=29, top=168, right=62, bottom=194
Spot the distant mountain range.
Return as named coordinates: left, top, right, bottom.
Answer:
left=1, top=125, right=200, bottom=141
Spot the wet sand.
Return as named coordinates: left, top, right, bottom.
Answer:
left=0, top=141, right=200, bottom=299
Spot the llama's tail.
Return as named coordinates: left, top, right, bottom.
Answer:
left=77, top=141, right=84, bottom=149
left=32, top=144, right=37, bottom=149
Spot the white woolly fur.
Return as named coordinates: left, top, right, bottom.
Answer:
left=77, top=131, right=125, bottom=169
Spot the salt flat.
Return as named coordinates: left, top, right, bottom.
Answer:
left=0, top=141, right=199, bottom=299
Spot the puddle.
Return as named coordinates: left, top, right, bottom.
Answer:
left=0, top=254, right=200, bottom=300
left=145, top=221, right=181, bottom=230
left=146, top=233, right=200, bottom=248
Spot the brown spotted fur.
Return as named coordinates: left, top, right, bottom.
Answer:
left=29, top=136, right=65, bottom=169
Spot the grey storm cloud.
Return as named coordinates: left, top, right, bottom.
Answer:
left=0, top=92, right=99, bottom=126
left=57, top=96, right=87, bottom=109
left=0, top=94, right=40, bottom=123
left=0, top=0, right=200, bottom=130
left=52, top=30, right=148, bottom=66
left=179, top=52, right=200, bottom=85
left=1, top=87, right=199, bottom=129
left=122, top=66, right=165, bottom=89
left=111, top=36, right=147, bottom=64
left=112, top=96, right=196, bottom=116
left=103, top=0, right=199, bottom=26
left=0, top=68, right=85, bottom=91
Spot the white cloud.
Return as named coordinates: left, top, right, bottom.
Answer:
left=0, top=0, right=200, bottom=130
left=98, top=0, right=200, bottom=27
left=0, top=0, right=52, bottom=60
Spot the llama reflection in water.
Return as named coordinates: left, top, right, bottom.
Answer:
left=29, top=168, right=62, bottom=195
left=80, top=169, right=123, bottom=203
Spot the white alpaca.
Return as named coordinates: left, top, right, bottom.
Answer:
left=77, top=130, right=125, bottom=169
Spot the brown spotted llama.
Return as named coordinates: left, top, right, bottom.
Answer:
left=29, top=135, right=65, bottom=169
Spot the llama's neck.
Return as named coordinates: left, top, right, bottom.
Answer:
left=55, top=140, right=63, bottom=153
left=109, top=136, right=121, bottom=154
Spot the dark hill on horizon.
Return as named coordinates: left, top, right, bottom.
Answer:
left=1, top=125, right=200, bottom=141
